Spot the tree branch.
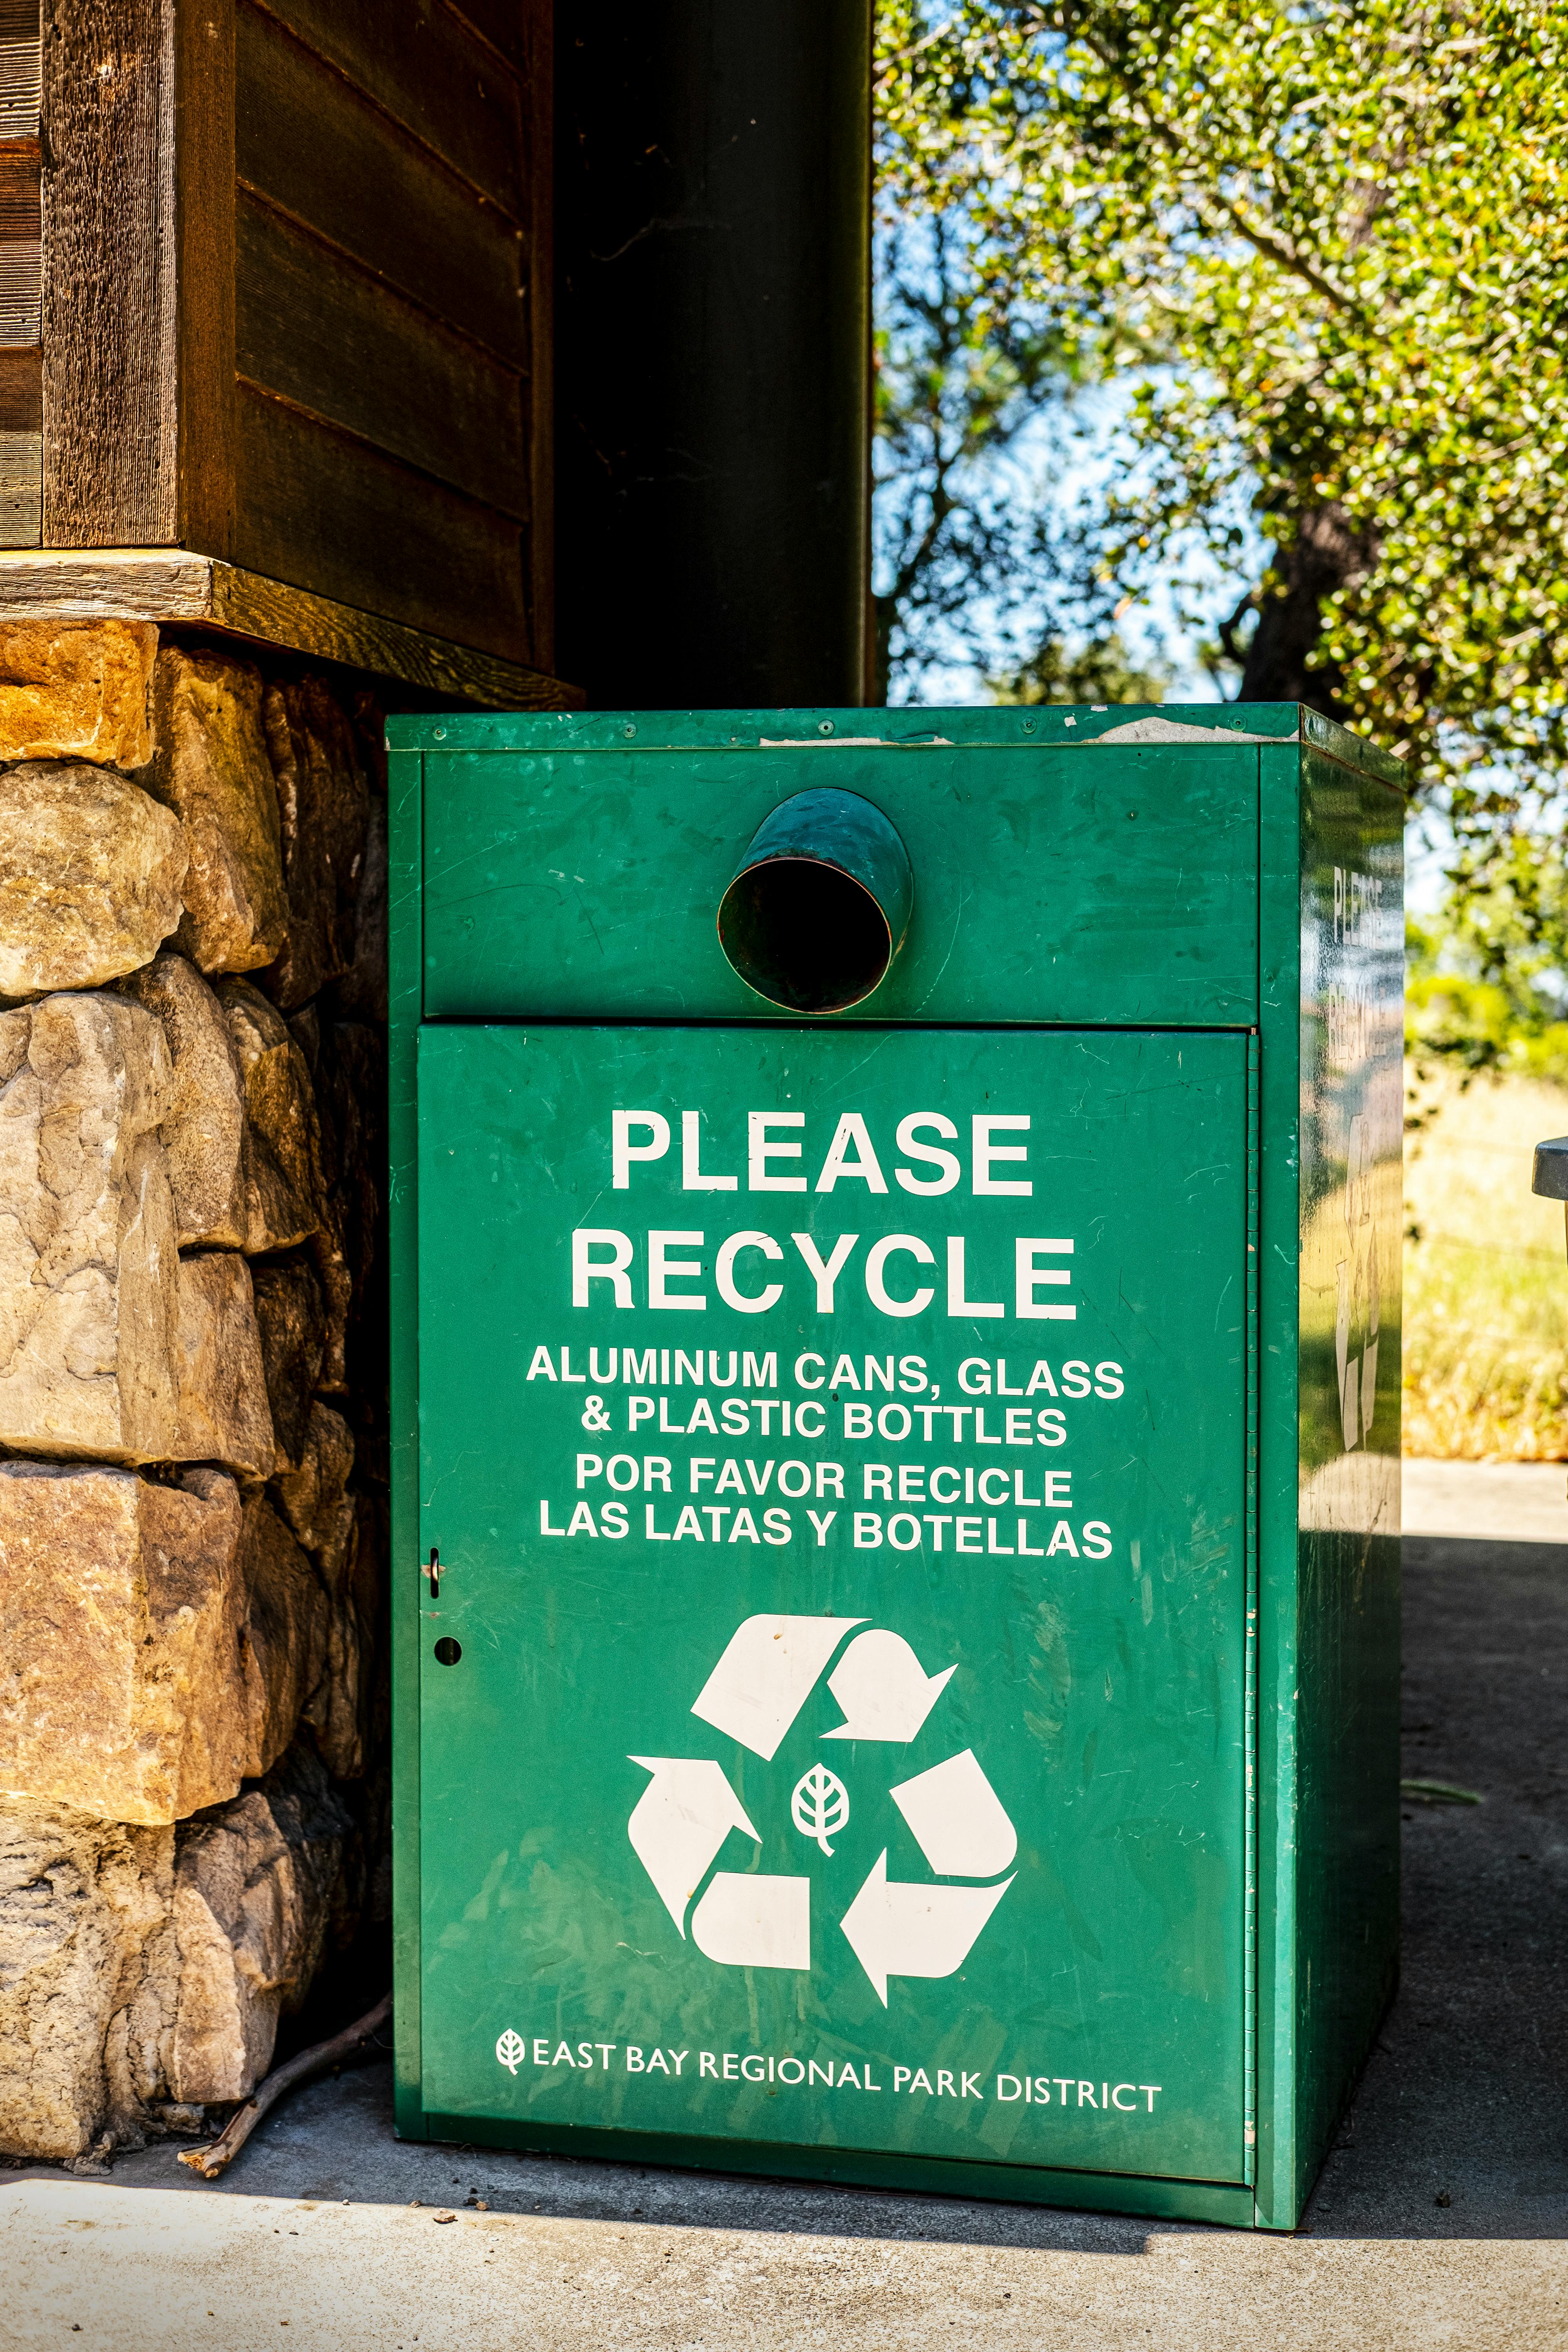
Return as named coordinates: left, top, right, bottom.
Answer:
left=1039, top=9, right=1368, bottom=316
left=1153, top=132, right=1367, bottom=317
left=177, top=1993, right=392, bottom=2181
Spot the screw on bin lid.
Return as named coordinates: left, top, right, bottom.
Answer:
left=1532, top=1136, right=1568, bottom=1199
left=717, top=788, right=913, bottom=1015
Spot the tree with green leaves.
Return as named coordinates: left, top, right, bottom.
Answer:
left=875, top=0, right=1568, bottom=831
left=1408, top=835, right=1568, bottom=1081
left=872, top=208, right=1098, bottom=698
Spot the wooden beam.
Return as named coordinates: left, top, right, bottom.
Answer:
left=41, top=0, right=178, bottom=543
left=0, top=547, right=582, bottom=707
left=175, top=0, right=237, bottom=557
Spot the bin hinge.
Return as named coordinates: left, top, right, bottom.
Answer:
left=424, top=1547, right=441, bottom=1601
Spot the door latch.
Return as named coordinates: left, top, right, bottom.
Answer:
left=424, top=1547, right=441, bottom=1601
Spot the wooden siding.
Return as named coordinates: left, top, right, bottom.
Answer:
left=234, top=380, right=528, bottom=655
left=0, top=0, right=38, bottom=546
left=234, top=196, right=528, bottom=517
left=22, top=0, right=552, bottom=670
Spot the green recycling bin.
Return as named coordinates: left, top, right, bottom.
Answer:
left=387, top=704, right=1403, bottom=2230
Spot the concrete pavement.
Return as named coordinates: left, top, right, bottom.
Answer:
left=3, top=2172, right=1565, bottom=2352
left=1401, top=1456, right=1568, bottom=1543
left=2, top=1456, right=1565, bottom=2348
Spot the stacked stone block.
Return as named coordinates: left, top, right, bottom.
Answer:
left=0, top=623, right=388, bottom=2160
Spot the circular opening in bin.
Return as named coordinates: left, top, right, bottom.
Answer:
left=434, top=1637, right=463, bottom=1666
left=719, top=857, right=893, bottom=1014
left=717, top=788, right=913, bottom=1015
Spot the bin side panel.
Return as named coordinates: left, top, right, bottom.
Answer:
left=1253, top=742, right=1302, bottom=2230
left=419, top=740, right=1259, bottom=1026
left=1292, top=748, right=1403, bottom=2207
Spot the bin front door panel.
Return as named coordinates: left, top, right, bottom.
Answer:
left=416, top=1024, right=1252, bottom=2189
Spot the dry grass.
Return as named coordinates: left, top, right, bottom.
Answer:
left=1402, top=1064, right=1568, bottom=1458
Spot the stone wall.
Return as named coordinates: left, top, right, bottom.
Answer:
left=0, top=622, right=388, bottom=2161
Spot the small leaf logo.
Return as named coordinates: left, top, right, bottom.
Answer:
left=495, top=2027, right=526, bottom=2074
left=791, top=1763, right=850, bottom=1856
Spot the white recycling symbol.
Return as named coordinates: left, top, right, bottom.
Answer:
left=626, top=1614, right=1017, bottom=2004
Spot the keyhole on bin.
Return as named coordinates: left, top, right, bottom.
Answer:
left=434, top=1638, right=462, bottom=1667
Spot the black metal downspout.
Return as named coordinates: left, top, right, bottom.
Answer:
left=554, top=3, right=873, bottom=711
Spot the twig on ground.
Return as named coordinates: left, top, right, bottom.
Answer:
left=1401, top=1777, right=1484, bottom=1806
left=177, top=1992, right=392, bottom=2181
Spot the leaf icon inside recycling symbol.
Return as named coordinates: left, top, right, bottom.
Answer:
left=792, top=1764, right=849, bottom=1855
left=626, top=1613, right=1016, bottom=2005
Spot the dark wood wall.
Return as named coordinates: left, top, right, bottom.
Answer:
left=2, top=0, right=552, bottom=671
